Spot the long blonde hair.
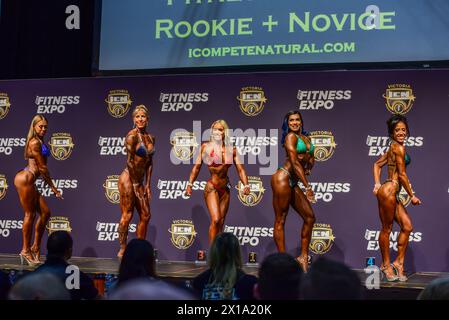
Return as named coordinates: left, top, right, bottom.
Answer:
left=207, top=233, right=242, bottom=299
left=210, top=119, right=231, bottom=146
left=24, top=115, right=47, bottom=159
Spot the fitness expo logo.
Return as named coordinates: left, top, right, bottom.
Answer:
left=0, top=220, right=22, bottom=238
left=170, top=131, right=199, bottom=161
left=46, top=217, right=72, bottom=234
left=383, top=84, right=415, bottom=115
left=98, top=137, right=126, bottom=156
left=104, top=175, right=120, bottom=204
left=365, top=229, right=423, bottom=251
left=35, top=95, right=80, bottom=114
left=169, top=220, right=197, bottom=250
left=105, top=90, right=132, bottom=118
left=96, top=222, right=136, bottom=241
left=297, top=90, right=351, bottom=110
left=236, top=176, right=265, bottom=207
left=237, top=87, right=267, bottom=116
left=310, top=223, right=335, bottom=254
left=224, top=225, right=273, bottom=247
left=160, top=92, right=208, bottom=112
left=157, top=179, right=206, bottom=200
left=0, top=174, right=8, bottom=200
left=230, top=135, right=278, bottom=156
left=0, top=93, right=11, bottom=119
left=366, top=135, right=423, bottom=156
left=299, top=182, right=351, bottom=203
left=0, top=138, right=26, bottom=156
left=49, top=133, right=74, bottom=160
left=36, top=178, right=78, bottom=197
left=309, top=131, right=337, bottom=162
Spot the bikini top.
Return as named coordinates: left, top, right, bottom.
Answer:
left=404, top=153, right=411, bottom=166
left=295, top=134, right=315, bottom=155
left=135, top=132, right=155, bottom=158
left=41, top=143, right=51, bottom=158
left=207, top=148, right=228, bottom=167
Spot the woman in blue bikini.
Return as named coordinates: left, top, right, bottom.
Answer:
left=185, top=120, right=250, bottom=244
left=373, top=114, right=421, bottom=282
left=271, top=111, right=316, bottom=272
left=14, top=115, right=63, bottom=265
left=117, top=105, right=155, bottom=258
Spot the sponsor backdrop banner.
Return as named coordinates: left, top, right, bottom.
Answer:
left=1, top=69, right=448, bottom=272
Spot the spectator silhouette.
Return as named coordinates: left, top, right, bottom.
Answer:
left=417, top=277, right=449, bottom=300
left=300, top=257, right=363, bottom=300
left=193, top=232, right=257, bottom=300
left=9, top=272, right=70, bottom=300
left=33, top=230, right=100, bottom=300
left=254, top=252, right=303, bottom=300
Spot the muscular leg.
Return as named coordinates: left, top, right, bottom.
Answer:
left=205, top=184, right=221, bottom=244
left=14, top=172, right=38, bottom=257
left=376, top=184, right=397, bottom=276
left=217, top=190, right=230, bottom=234
left=31, top=195, right=51, bottom=262
left=117, top=171, right=135, bottom=258
left=271, top=172, right=291, bottom=253
left=392, top=203, right=413, bottom=277
left=290, top=186, right=316, bottom=271
left=136, top=193, right=151, bottom=240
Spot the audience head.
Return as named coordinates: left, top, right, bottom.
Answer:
left=47, top=231, right=73, bottom=260
left=417, top=277, right=449, bottom=300
left=109, top=278, right=195, bottom=300
left=254, top=253, right=303, bottom=300
left=118, top=239, right=156, bottom=286
left=9, top=272, right=70, bottom=300
left=301, top=257, right=363, bottom=300
left=207, top=233, right=242, bottom=299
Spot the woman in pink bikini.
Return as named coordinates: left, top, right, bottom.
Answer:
left=185, top=120, right=250, bottom=244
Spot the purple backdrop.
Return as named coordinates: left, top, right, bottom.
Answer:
left=1, top=69, right=448, bottom=272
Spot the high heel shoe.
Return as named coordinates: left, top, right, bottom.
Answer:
left=19, top=252, right=38, bottom=266
left=391, top=262, right=408, bottom=282
left=380, top=265, right=399, bottom=282
left=296, top=255, right=309, bottom=273
left=30, top=250, right=42, bottom=265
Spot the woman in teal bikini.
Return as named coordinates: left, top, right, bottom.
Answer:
left=271, top=111, right=316, bottom=272
left=373, top=114, right=421, bottom=282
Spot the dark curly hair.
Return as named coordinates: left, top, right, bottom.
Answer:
left=387, top=114, right=410, bottom=139
left=281, top=110, right=307, bottom=146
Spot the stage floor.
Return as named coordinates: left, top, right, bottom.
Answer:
left=2, top=254, right=448, bottom=299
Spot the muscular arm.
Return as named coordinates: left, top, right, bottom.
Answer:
left=285, top=133, right=310, bottom=188
left=29, top=139, right=58, bottom=192
left=393, top=144, right=414, bottom=197
left=125, top=133, right=140, bottom=185
left=188, top=143, right=205, bottom=184
left=373, top=152, right=388, bottom=185
left=145, top=135, right=155, bottom=188
left=233, top=147, right=249, bottom=186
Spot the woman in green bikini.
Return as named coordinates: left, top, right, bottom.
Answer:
left=271, top=111, right=316, bottom=272
left=373, top=114, right=421, bottom=282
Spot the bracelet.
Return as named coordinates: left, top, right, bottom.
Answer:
left=243, top=184, right=250, bottom=189
left=133, top=183, right=140, bottom=187
left=374, top=183, right=381, bottom=188
left=187, top=182, right=193, bottom=187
